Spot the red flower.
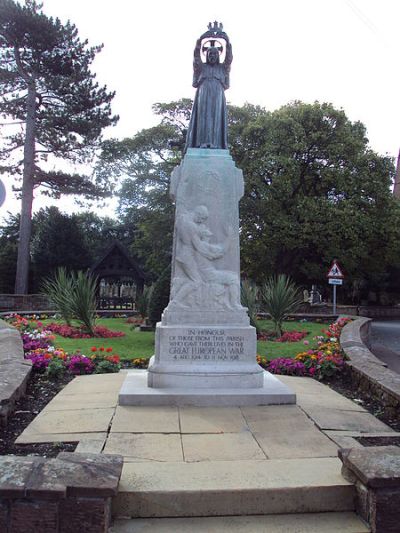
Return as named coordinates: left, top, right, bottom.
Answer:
left=106, top=347, right=113, bottom=353
left=99, top=346, right=105, bottom=352
left=91, top=347, right=97, bottom=352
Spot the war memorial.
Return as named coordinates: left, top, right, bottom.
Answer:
left=119, top=22, right=294, bottom=406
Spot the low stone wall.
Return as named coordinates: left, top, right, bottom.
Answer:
left=340, top=318, right=400, bottom=416
left=0, top=319, right=31, bottom=427
left=0, top=294, right=56, bottom=313
left=0, top=452, right=123, bottom=533
left=340, top=446, right=400, bottom=533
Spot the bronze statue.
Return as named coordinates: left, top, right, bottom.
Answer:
left=185, top=22, right=232, bottom=151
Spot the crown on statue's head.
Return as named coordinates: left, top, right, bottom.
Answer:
left=207, top=21, right=224, bottom=34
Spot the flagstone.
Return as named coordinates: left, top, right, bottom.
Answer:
left=104, top=433, right=183, bottom=462
left=304, top=407, right=393, bottom=432
left=17, top=408, right=114, bottom=437
left=182, top=432, right=266, bottom=462
left=111, top=406, right=180, bottom=433
left=179, top=407, right=248, bottom=434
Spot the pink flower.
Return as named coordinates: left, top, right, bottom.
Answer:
left=303, top=340, right=310, bottom=345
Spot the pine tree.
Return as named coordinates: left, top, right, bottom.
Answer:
left=0, top=0, right=118, bottom=293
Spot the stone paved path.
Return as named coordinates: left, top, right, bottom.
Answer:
left=16, top=371, right=397, bottom=459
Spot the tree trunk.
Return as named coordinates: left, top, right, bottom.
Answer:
left=14, top=83, right=36, bottom=295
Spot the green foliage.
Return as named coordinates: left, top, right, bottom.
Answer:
left=95, top=99, right=400, bottom=301
left=42, top=268, right=97, bottom=334
left=0, top=0, right=118, bottom=292
left=94, top=359, right=121, bottom=374
left=31, top=207, right=92, bottom=289
left=235, top=101, right=400, bottom=296
left=148, top=265, right=171, bottom=326
left=261, top=275, right=302, bottom=336
left=0, top=213, right=19, bottom=292
left=136, top=284, right=154, bottom=320
left=95, top=100, right=189, bottom=278
left=41, top=267, right=74, bottom=325
left=70, top=271, right=97, bottom=335
left=46, top=358, right=66, bottom=379
left=240, top=279, right=261, bottom=333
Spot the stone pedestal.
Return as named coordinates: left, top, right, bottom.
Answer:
left=119, top=149, right=295, bottom=406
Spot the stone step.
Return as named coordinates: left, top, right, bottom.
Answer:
left=113, top=458, right=355, bottom=518
left=110, top=512, right=370, bottom=532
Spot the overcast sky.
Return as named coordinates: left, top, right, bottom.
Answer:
left=1, top=0, right=400, bottom=219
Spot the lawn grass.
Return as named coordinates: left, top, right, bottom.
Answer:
left=43, top=318, right=155, bottom=359
left=44, top=317, right=330, bottom=362
left=256, top=319, right=330, bottom=360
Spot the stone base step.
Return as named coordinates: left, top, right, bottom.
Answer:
left=119, top=369, right=296, bottom=406
left=110, top=512, right=369, bottom=532
left=113, top=458, right=355, bottom=518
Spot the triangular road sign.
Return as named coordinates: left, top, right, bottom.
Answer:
left=327, top=260, right=344, bottom=278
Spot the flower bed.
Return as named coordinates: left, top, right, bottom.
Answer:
left=259, top=317, right=352, bottom=380
left=275, top=331, right=308, bottom=343
left=46, top=322, right=125, bottom=338
left=4, top=314, right=144, bottom=377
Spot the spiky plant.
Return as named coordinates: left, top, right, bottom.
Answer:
left=41, top=267, right=74, bottom=325
left=70, top=271, right=98, bottom=335
left=261, top=275, right=302, bottom=337
left=136, top=284, right=154, bottom=321
left=241, top=279, right=261, bottom=334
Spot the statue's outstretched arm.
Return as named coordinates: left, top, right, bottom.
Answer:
left=192, top=38, right=202, bottom=88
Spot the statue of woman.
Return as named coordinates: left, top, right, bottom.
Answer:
left=185, top=23, right=232, bottom=151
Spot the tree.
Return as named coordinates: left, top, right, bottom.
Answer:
left=95, top=99, right=400, bottom=300
left=0, top=0, right=118, bottom=293
left=235, top=101, right=400, bottom=296
left=96, top=101, right=189, bottom=278
left=30, top=206, right=92, bottom=290
left=0, top=212, right=19, bottom=292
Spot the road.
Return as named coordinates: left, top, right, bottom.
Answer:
left=368, top=320, right=400, bottom=373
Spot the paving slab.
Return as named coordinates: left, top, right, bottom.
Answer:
left=327, top=435, right=364, bottom=449
left=60, top=372, right=126, bottom=395
left=182, top=432, right=266, bottom=462
left=16, top=431, right=107, bottom=444
left=111, top=406, right=180, bottom=433
left=254, top=427, right=339, bottom=459
left=104, top=433, right=183, bottom=462
left=111, top=512, right=369, bottom=532
left=44, top=391, right=118, bottom=411
left=277, top=375, right=330, bottom=394
left=241, top=405, right=315, bottom=433
left=75, top=437, right=106, bottom=454
left=16, top=407, right=114, bottom=437
left=179, top=406, right=248, bottom=433
left=114, top=458, right=354, bottom=517
left=297, top=392, right=367, bottom=412
left=305, top=406, right=394, bottom=432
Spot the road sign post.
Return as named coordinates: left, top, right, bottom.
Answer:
left=327, top=260, right=344, bottom=316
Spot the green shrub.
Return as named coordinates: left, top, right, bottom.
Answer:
left=261, top=275, right=302, bottom=337
left=41, top=268, right=97, bottom=335
left=41, top=267, right=74, bottom=325
left=46, top=358, right=66, bottom=379
left=148, top=266, right=171, bottom=326
left=136, top=284, right=154, bottom=321
left=94, top=359, right=121, bottom=374
left=241, top=279, right=261, bottom=334
left=70, top=271, right=97, bottom=335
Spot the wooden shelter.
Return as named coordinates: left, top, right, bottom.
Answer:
left=90, top=242, right=146, bottom=310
